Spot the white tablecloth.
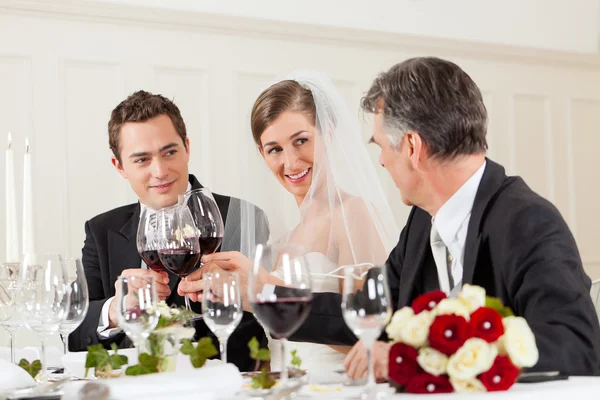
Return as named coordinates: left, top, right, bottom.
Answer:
left=288, top=377, right=600, bottom=399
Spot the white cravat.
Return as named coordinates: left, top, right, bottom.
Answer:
left=430, top=220, right=454, bottom=295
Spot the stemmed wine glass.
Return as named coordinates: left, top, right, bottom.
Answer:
left=183, top=188, right=224, bottom=259
left=0, top=263, right=23, bottom=364
left=137, top=207, right=166, bottom=273
left=202, top=271, right=243, bottom=364
left=59, top=258, right=89, bottom=355
left=249, top=243, right=312, bottom=388
left=156, top=204, right=201, bottom=310
left=115, top=275, right=159, bottom=356
left=18, top=253, right=71, bottom=383
left=342, top=264, right=391, bottom=400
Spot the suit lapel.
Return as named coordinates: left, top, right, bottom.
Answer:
left=398, top=217, right=431, bottom=307
left=107, top=205, right=142, bottom=291
left=462, top=159, right=506, bottom=285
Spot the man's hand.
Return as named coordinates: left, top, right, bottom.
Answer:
left=344, top=340, right=391, bottom=381
left=108, top=268, right=170, bottom=328
left=178, top=251, right=272, bottom=311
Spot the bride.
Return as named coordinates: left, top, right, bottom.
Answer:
left=179, top=71, right=398, bottom=373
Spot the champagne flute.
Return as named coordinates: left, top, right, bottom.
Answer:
left=342, top=264, right=391, bottom=399
left=156, top=204, right=201, bottom=311
left=115, top=275, right=159, bottom=355
left=18, top=253, right=71, bottom=383
left=0, top=263, right=22, bottom=364
left=249, top=243, right=312, bottom=388
left=202, top=271, right=243, bottom=364
left=137, top=207, right=166, bottom=272
left=59, top=258, right=89, bottom=355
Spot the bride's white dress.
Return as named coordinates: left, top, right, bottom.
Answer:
left=268, top=252, right=345, bottom=374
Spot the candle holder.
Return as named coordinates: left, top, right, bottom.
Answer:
left=0, top=262, right=21, bottom=290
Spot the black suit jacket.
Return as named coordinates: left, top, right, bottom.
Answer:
left=295, top=159, right=600, bottom=375
left=69, top=174, right=270, bottom=372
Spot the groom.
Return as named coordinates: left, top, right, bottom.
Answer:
left=69, top=90, right=269, bottom=372
left=294, top=57, right=600, bottom=378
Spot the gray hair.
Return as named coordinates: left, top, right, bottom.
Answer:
left=362, top=57, right=488, bottom=159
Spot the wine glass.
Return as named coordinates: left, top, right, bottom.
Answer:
left=183, top=188, right=224, bottom=258
left=59, top=258, right=89, bottom=355
left=249, top=243, right=312, bottom=388
left=115, top=275, right=159, bottom=355
left=202, top=271, right=243, bottom=364
left=156, top=204, right=201, bottom=311
left=0, top=263, right=23, bottom=364
left=342, top=264, right=391, bottom=399
left=137, top=207, right=166, bottom=272
left=18, top=253, right=71, bottom=383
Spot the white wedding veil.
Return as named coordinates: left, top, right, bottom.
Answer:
left=223, top=71, right=399, bottom=273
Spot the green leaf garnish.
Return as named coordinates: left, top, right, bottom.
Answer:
left=248, top=336, right=270, bottom=361
left=251, top=368, right=276, bottom=390
left=290, top=349, right=302, bottom=369
left=18, top=359, right=42, bottom=379
left=84, top=343, right=128, bottom=378
left=179, top=338, right=218, bottom=368
left=125, top=353, right=160, bottom=376
left=485, top=296, right=515, bottom=318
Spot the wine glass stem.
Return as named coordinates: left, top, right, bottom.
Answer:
left=280, top=338, right=288, bottom=385
left=61, top=333, right=69, bottom=355
left=218, top=335, right=229, bottom=364
left=184, top=293, right=192, bottom=310
left=366, top=341, right=376, bottom=389
left=9, top=331, right=15, bottom=364
left=40, top=338, right=48, bottom=383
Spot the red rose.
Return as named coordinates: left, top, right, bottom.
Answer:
left=478, top=356, right=520, bottom=391
left=388, top=343, right=421, bottom=386
left=428, top=314, right=470, bottom=355
left=411, top=290, right=447, bottom=313
left=406, top=372, right=454, bottom=394
left=470, top=307, right=504, bottom=343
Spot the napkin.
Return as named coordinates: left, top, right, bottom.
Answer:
left=0, top=358, right=36, bottom=392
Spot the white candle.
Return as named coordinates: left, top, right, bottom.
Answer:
left=5, top=133, right=19, bottom=262
left=22, top=138, right=35, bottom=262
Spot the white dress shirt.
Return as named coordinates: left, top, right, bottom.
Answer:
left=97, top=182, right=192, bottom=338
left=431, top=161, right=486, bottom=294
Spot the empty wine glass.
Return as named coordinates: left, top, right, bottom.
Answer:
left=156, top=204, right=201, bottom=311
left=249, top=243, right=312, bottom=388
left=0, top=263, right=22, bottom=364
left=202, top=271, right=243, bottom=364
left=18, top=253, right=71, bottom=383
left=342, top=264, right=391, bottom=400
left=137, top=208, right=165, bottom=273
left=116, top=275, right=159, bottom=355
left=59, top=258, right=89, bottom=355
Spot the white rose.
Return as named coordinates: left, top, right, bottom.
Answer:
left=399, top=310, right=435, bottom=348
left=434, top=298, right=471, bottom=321
left=386, top=307, right=414, bottom=342
left=458, top=284, right=486, bottom=313
left=417, top=347, right=448, bottom=376
left=499, top=316, right=539, bottom=368
left=447, top=338, right=497, bottom=380
left=450, top=377, right=487, bottom=393
left=157, top=302, right=173, bottom=318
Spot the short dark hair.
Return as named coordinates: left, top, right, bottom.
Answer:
left=250, top=80, right=316, bottom=146
left=362, top=57, right=488, bottom=159
left=108, top=90, right=188, bottom=162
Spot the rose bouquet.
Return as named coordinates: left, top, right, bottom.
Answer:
left=386, top=285, right=539, bottom=394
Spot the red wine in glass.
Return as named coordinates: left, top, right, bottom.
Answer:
left=251, top=297, right=312, bottom=339
left=199, top=237, right=223, bottom=257
left=139, top=250, right=165, bottom=273
left=158, top=249, right=201, bottom=277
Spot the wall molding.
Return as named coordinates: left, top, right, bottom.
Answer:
left=1, top=0, right=600, bottom=70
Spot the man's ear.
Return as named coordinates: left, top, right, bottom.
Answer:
left=111, top=156, right=127, bottom=179
left=406, top=132, right=425, bottom=170
left=184, top=137, right=191, bottom=156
